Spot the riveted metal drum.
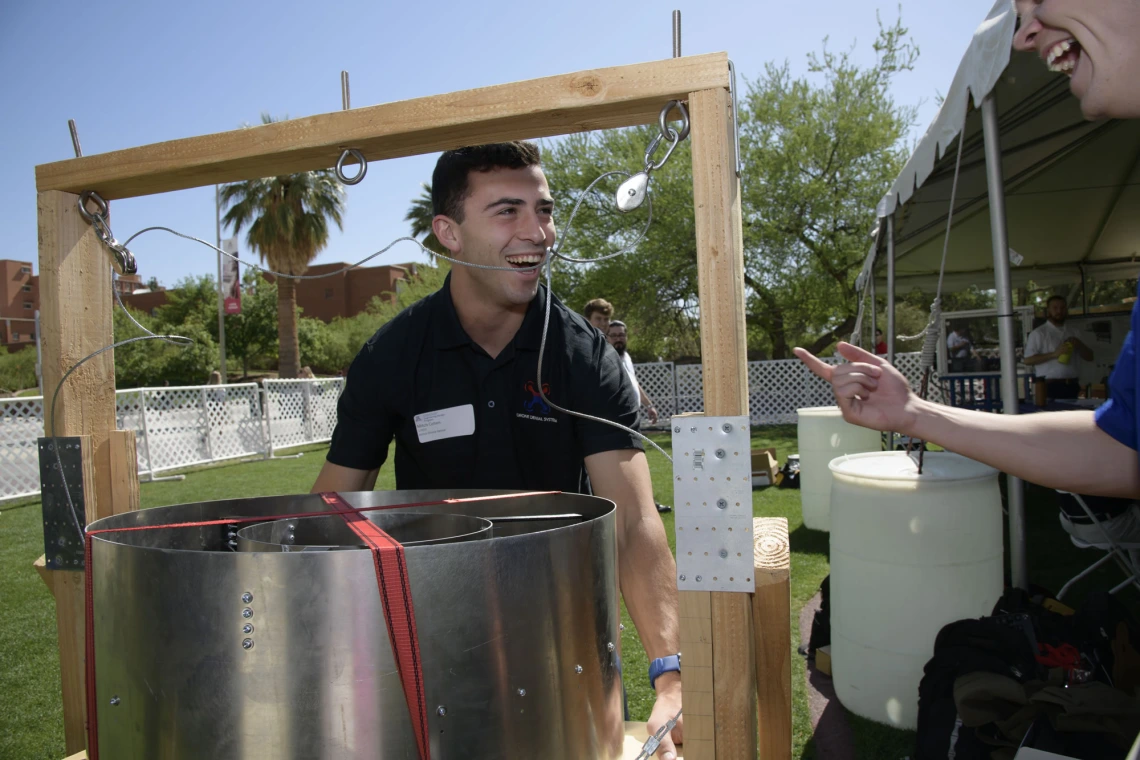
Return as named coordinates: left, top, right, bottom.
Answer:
left=86, top=490, right=624, bottom=759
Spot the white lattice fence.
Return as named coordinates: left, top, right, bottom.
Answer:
left=263, top=378, right=345, bottom=453
left=636, top=351, right=942, bottom=425
left=674, top=364, right=704, bottom=415
left=0, top=396, right=46, bottom=501
left=633, top=362, right=674, bottom=428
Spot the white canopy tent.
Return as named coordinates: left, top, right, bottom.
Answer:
left=860, top=0, right=1140, bottom=589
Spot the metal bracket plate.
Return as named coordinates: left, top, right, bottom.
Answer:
left=39, top=437, right=87, bottom=570
left=671, top=416, right=754, bottom=593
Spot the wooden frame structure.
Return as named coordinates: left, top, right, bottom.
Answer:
left=34, top=52, right=791, bottom=759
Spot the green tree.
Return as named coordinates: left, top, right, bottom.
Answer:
left=222, top=271, right=281, bottom=378
left=220, top=115, right=346, bottom=378
left=404, top=183, right=446, bottom=255
left=541, top=14, right=918, bottom=360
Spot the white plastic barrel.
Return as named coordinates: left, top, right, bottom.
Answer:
left=828, top=451, right=1004, bottom=729
left=796, top=406, right=882, bottom=531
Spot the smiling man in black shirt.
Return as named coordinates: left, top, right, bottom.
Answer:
left=312, top=142, right=683, bottom=757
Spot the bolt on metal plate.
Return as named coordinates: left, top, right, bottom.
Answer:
left=38, top=438, right=87, bottom=570
left=670, top=416, right=755, bottom=593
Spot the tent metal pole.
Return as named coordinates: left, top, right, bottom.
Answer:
left=886, top=213, right=896, bottom=451
left=886, top=214, right=896, bottom=366
left=870, top=263, right=877, bottom=351
left=982, top=92, right=1029, bottom=591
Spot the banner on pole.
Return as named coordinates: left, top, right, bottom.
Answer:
left=222, top=238, right=241, bottom=315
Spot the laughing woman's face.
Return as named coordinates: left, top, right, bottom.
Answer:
left=1014, top=0, right=1140, bottom=119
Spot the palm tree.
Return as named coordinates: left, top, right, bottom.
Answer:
left=404, top=183, right=446, bottom=255
left=220, top=116, right=345, bottom=378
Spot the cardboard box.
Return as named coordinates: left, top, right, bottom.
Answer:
left=815, top=645, right=832, bottom=677
left=751, top=447, right=778, bottom=488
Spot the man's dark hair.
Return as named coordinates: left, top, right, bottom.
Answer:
left=432, top=142, right=542, bottom=222
left=608, top=320, right=627, bottom=331
left=1046, top=295, right=1067, bottom=307
left=584, top=298, right=613, bottom=320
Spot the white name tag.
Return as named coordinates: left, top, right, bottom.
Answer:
left=414, top=404, right=475, bottom=443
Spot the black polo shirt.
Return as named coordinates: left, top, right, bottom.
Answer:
left=326, top=275, right=642, bottom=492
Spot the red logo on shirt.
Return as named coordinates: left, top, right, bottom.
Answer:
left=523, top=380, right=551, bottom=415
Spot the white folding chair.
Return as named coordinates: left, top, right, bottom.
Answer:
left=1055, top=490, right=1140, bottom=601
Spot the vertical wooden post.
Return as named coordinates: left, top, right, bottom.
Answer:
left=753, top=518, right=792, bottom=759
left=689, top=86, right=758, bottom=758
left=38, top=189, right=119, bottom=753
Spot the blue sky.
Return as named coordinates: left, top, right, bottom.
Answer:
left=0, top=0, right=996, bottom=289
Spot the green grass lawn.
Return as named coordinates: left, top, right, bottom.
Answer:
left=1, top=429, right=1133, bottom=759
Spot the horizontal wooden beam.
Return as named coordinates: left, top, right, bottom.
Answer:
left=36, top=53, right=729, bottom=200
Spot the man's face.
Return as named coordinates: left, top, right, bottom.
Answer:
left=588, top=312, right=611, bottom=332
left=439, top=165, right=555, bottom=309
left=1014, top=0, right=1140, bottom=119
left=607, top=325, right=628, bottom=354
left=1047, top=298, right=1068, bottom=323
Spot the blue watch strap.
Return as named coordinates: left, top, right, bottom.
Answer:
left=648, top=653, right=682, bottom=688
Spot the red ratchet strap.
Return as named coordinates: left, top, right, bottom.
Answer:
left=322, top=492, right=430, bottom=760
left=82, top=490, right=560, bottom=758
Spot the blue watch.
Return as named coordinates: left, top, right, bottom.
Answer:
left=648, top=653, right=682, bottom=688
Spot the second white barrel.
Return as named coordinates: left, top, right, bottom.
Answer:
left=796, top=406, right=882, bottom=531
left=828, top=451, right=1004, bottom=729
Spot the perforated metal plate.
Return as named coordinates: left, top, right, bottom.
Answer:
left=39, top=437, right=87, bottom=570
left=671, top=416, right=754, bottom=593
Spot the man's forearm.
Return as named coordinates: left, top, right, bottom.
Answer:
left=618, top=509, right=680, bottom=661
left=905, top=402, right=1139, bottom=497
left=1022, top=353, right=1052, bottom=366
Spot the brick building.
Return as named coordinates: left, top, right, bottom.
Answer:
left=122, top=262, right=417, bottom=321
left=265, top=262, right=418, bottom=322
left=2, top=259, right=143, bottom=349
left=1, top=260, right=39, bottom=349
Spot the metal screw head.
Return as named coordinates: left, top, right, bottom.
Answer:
left=242, top=624, right=254, bottom=635
left=715, top=448, right=726, bottom=459
left=241, top=592, right=253, bottom=604
left=241, top=608, right=253, bottom=619
left=109, top=696, right=121, bottom=706
left=679, top=574, right=686, bottom=581
left=719, top=549, right=729, bottom=559
left=242, top=638, right=254, bottom=650
left=716, top=498, right=728, bottom=509
left=575, top=665, right=583, bottom=674
left=517, top=688, right=526, bottom=697
left=436, top=705, right=447, bottom=717
left=722, top=423, right=733, bottom=433
left=607, top=642, right=616, bottom=653
left=689, top=426, right=697, bottom=433
left=673, top=426, right=681, bottom=433
left=696, top=575, right=703, bottom=582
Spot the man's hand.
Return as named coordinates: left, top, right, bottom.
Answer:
left=646, top=672, right=683, bottom=759
left=647, top=406, right=659, bottom=425
left=794, top=342, right=917, bottom=435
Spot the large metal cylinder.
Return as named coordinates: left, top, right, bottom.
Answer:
left=87, top=490, right=624, bottom=759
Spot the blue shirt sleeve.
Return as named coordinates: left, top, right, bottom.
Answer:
left=1095, top=287, right=1139, bottom=452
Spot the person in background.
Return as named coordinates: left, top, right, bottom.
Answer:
left=584, top=298, right=613, bottom=333
left=875, top=329, right=888, bottom=356
left=607, top=320, right=671, bottom=515
left=1024, top=295, right=1093, bottom=401
left=947, top=324, right=977, bottom=373
left=606, top=320, right=659, bottom=426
